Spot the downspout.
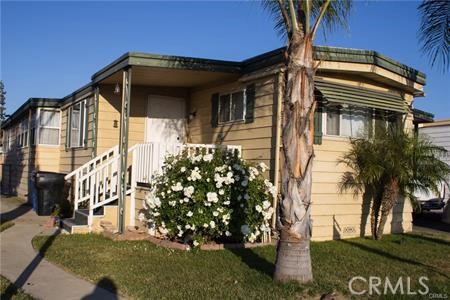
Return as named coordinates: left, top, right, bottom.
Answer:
left=272, top=71, right=284, bottom=229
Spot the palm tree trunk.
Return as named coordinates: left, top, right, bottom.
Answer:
left=274, top=33, right=315, bottom=283
left=370, top=197, right=381, bottom=240
left=376, top=178, right=400, bottom=239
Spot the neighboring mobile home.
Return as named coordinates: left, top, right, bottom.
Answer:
left=0, top=46, right=431, bottom=240
left=416, top=120, right=450, bottom=201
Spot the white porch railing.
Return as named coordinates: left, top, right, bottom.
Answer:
left=65, top=142, right=242, bottom=229
left=129, top=143, right=242, bottom=184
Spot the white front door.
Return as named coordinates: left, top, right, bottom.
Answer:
left=145, top=95, right=186, bottom=144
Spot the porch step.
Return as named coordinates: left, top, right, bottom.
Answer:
left=61, top=218, right=90, bottom=234
left=74, top=207, right=105, bottom=224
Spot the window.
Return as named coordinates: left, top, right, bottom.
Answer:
left=38, top=109, right=60, bottom=145
left=17, top=119, right=29, bottom=147
left=68, top=100, right=87, bottom=148
left=324, top=105, right=370, bottom=138
left=218, top=90, right=245, bottom=123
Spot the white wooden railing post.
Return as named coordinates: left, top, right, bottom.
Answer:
left=89, top=173, right=94, bottom=228
left=74, top=172, right=79, bottom=213
left=129, top=147, right=137, bottom=227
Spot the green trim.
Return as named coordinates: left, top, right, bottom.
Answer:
left=313, top=46, right=426, bottom=85
left=1, top=98, right=61, bottom=129
left=313, top=105, right=323, bottom=145
left=90, top=46, right=425, bottom=89
left=413, top=108, right=434, bottom=123
left=315, top=80, right=407, bottom=113
left=91, top=52, right=241, bottom=84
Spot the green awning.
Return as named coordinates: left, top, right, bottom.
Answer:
left=315, top=80, right=408, bottom=113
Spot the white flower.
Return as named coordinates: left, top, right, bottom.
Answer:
left=193, top=240, right=199, bottom=247
left=241, top=224, right=250, bottom=235
left=185, top=224, right=191, bottom=229
left=218, top=189, right=225, bottom=195
left=234, top=175, right=240, bottom=181
left=190, top=169, right=202, bottom=181
left=255, top=205, right=262, bottom=213
left=223, top=200, right=230, bottom=206
left=183, top=186, right=195, bottom=198
left=138, top=212, right=146, bottom=222
left=186, top=211, right=193, bottom=217
left=233, top=164, right=241, bottom=171
left=169, top=201, right=176, bottom=207
left=183, top=197, right=189, bottom=203
left=244, top=194, right=250, bottom=200
left=263, top=207, right=274, bottom=220
left=153, top=212, right=160, bottom=217
left=225, top=231, right=232, bottom=236
left=203, top=154, right=213, bottom=162
left=206, top=178, right=211, bottom=182
left=207, top=192, right=218, bottom=203
left=262, top=200, right=271, bottom=210
left=177, top=230, right=184, bottom=237
left=213, top=211, right=219, bottom=217
left=259, top=162, right=268, bottom=172
left=203, top=223, right=209, bottom=228
left=171, top=182, right=183, bottom=192
left=210, top=221, right=216, bottom=228
left=179, top=199, right=184, bottom=204
left=180, top=167, right=186, bottom=173
left=241, top=179, right=248, bottom=187
left=167, top=190, right=172, bottom=194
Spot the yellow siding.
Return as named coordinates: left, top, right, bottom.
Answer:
left=1, top=144, right=61, bottom=199
left=310, top=137, right=413, bottom=240
left=189, top=76, right=277, bottom=170
left=59, top=96, right=96, bottom=174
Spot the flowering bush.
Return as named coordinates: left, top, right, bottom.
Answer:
left=140, top=149, right=276, bottom=247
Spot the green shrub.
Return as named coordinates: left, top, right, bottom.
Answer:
left=141, top=149, right=276, bottom=247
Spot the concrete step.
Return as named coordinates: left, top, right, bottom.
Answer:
left=61, top=218, right=89, bottom=234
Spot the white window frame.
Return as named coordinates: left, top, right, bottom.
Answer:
left=68, top=99, right=87, bottom=148
left=36, top=108, right=61, bottom=147
left=18, top=118, right=29, bottom=148
left=218, top=89, right=247, bottom=124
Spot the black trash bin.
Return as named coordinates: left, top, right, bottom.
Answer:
left=35, top=171, right=66, bottom=216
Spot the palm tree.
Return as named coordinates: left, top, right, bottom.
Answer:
left=418, top=0, right=450, bottom=71
left=262, top=0, right=352, bottom=283
left=339, top=123, right=450, bottom=240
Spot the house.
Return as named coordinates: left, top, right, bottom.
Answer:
left=0, top=46, right=430, bottom=240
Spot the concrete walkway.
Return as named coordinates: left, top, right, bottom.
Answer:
left=1, top=196, right=122, bottom=300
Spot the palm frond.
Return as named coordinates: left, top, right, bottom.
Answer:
left=418, top=0, right=450, bottom=72
left=262, top=0, right=352, bottom=40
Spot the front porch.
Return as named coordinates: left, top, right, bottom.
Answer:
left=62, top=60, right=255, bottom=234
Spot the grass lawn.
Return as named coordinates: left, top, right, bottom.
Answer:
left=0, top=221, right=14, bottom=232
left=32, top=232, right=450, bottom=299
left=0, top=275, right=35, bottom=300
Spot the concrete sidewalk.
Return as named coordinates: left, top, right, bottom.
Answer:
left=1, top=196, right=123, bottom=300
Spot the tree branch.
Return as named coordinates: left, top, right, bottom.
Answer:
left=277, top=0, right=292, bottom=35
left=287, top=0, right=299, bottom=32
left=304, top=0, right=310, bottom=35
left=311, top=0, right=331, bottom=38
